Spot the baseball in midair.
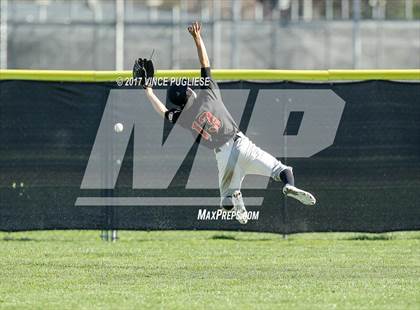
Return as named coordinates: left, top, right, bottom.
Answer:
left=114, top=123, right=124, bottom=133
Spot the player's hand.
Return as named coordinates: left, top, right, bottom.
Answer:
left=187, top=21, right=201, bottom=39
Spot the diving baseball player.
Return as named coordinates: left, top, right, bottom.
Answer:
left=134, top=21, right=316, bottom=224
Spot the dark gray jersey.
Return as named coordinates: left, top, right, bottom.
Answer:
left=164, top=67, right=238, bottom=149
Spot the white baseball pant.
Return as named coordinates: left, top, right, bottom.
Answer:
left=215, top=132, right=291, bottom=209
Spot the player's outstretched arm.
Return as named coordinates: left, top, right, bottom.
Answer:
left=144, top=87, right=167, bottom=118
left=188, top=21, right=210, bottom=68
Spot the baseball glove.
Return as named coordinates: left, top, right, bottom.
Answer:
left=132, top=58, right=154, bottom=88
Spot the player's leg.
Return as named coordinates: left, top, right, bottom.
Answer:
left=220, top=189, right=248, bottom=224
left=237, top=135, right=316, bottom=205
left=215, top=141, right=248, bottom=224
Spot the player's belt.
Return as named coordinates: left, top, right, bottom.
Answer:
left=214, top=131, right=243, bottom=153
left=233, top=132, right=243, bottom=142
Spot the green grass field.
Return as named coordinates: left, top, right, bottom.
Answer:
left=0, top=230, right=419, bottom=310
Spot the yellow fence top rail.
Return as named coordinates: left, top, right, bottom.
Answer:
left=0, top=69, right=419, bottom=82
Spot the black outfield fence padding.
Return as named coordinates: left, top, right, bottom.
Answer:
left=0, top=79, right=419, bottom=233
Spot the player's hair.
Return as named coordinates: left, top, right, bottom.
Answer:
left=167, top=84, right=188, bottom=107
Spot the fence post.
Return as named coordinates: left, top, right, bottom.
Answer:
left=352, top=0, right=361, bottom=69
left=0, top=0, right=8, bottom=69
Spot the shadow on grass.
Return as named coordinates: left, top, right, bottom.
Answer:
left=210, top=234, right=274, bottom=241
left=2, top=237, right=38, bottom=242
left=345, top=234, right=394, bottom=241
left=211, top=234, right=237, bottom=240
left=1, top=236, right=80, bottom=242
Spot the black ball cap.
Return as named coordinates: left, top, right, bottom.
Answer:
left=168, top=84, right=188, bottom=107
